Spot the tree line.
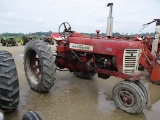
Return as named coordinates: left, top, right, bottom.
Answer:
left=0, top=31, right=53, bottom=37
left=0, top=31, right=155, bottom=37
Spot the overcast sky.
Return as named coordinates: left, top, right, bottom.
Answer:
left=0, top=0, right=159, bottom=34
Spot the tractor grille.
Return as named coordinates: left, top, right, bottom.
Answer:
left=123, top=49, right=141, bottom=74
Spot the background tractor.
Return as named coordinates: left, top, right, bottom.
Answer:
left=23, top=3, right=150, bottom=114
left=1, top=37, right=18, bottom=47
left=20, top=36, right=36, bottom=45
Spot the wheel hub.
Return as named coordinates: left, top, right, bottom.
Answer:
left=119, top=90, right=135, bottom=107
left=28, top=51, right=41, bottom=83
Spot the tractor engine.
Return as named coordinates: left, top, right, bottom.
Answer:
left=55, top=49, right=116, bottom=79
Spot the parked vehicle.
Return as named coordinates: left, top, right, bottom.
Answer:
left=1, top=37, right=18, bottom=47
left=20, top=36, right=36, bottom=45
left=23, top=3, right=150, bottom=115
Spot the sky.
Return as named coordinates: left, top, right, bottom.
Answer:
left=0, top=0, right=159, bottom=34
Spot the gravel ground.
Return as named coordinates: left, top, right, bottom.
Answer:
left=0, top=43, right=160, bottom=120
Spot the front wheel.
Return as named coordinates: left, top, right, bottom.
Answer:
left=112, top=81, right=146, bottom=114
left=24, top=40, right=56, bottom=92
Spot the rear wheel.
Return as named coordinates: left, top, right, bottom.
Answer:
left=20, top=38, right=24, bottom=45
left=1, top=40, right=6, bottom=46
left=112, top=81, right=145, bottom=114
left=73, top=71, right=96, bottom=79
left=24, top=40, right=56, bottom=92
left=6, top=42, right=9, bottom=47
left=21, top=37, right=28, bottom=45
left=0, top=51, right=19, bottom=112
left=22, top=111, right=42, bottom=120
left=14, top=40, right=18, bottom=46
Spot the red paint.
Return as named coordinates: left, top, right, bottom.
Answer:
left=52, top=32, right=143, bottom=81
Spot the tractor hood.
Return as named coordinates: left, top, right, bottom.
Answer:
left=68, top=37, right=142, bottom=55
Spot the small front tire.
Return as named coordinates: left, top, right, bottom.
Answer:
left=112, top=81, right=145, bottom=114
left=135, top=80, right=150, bottom=105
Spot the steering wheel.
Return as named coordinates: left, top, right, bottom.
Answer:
left=58, top=22, right=73, bottom=39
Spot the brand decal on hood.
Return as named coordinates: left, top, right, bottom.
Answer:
left=69, top=43, right=93, bottom=51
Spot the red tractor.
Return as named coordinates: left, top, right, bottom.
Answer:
left=23, top=3, right=149, bottom=114
left=23, top=22, right=149, bottom=114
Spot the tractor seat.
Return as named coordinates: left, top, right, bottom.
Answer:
left=50, top=33, right=63, bottom=41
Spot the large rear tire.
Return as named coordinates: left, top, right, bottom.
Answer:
left=112, top=81, right=145, bottom=114
left=73, top=71, right=96, bottom=79
left=1, top=38, right=6, bottom=46
left=0, top=51, right=19, bottom=112
left=24, top=40, right=56, bottom=92
left=1, top=39, right=6, bottom=46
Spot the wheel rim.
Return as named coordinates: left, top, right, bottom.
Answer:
left=26, top=50, right=41, bottom=84
left=118, top=89, right=135, bottom=107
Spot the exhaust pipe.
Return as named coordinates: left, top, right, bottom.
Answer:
left=106, top=3, right=113, bottom=37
